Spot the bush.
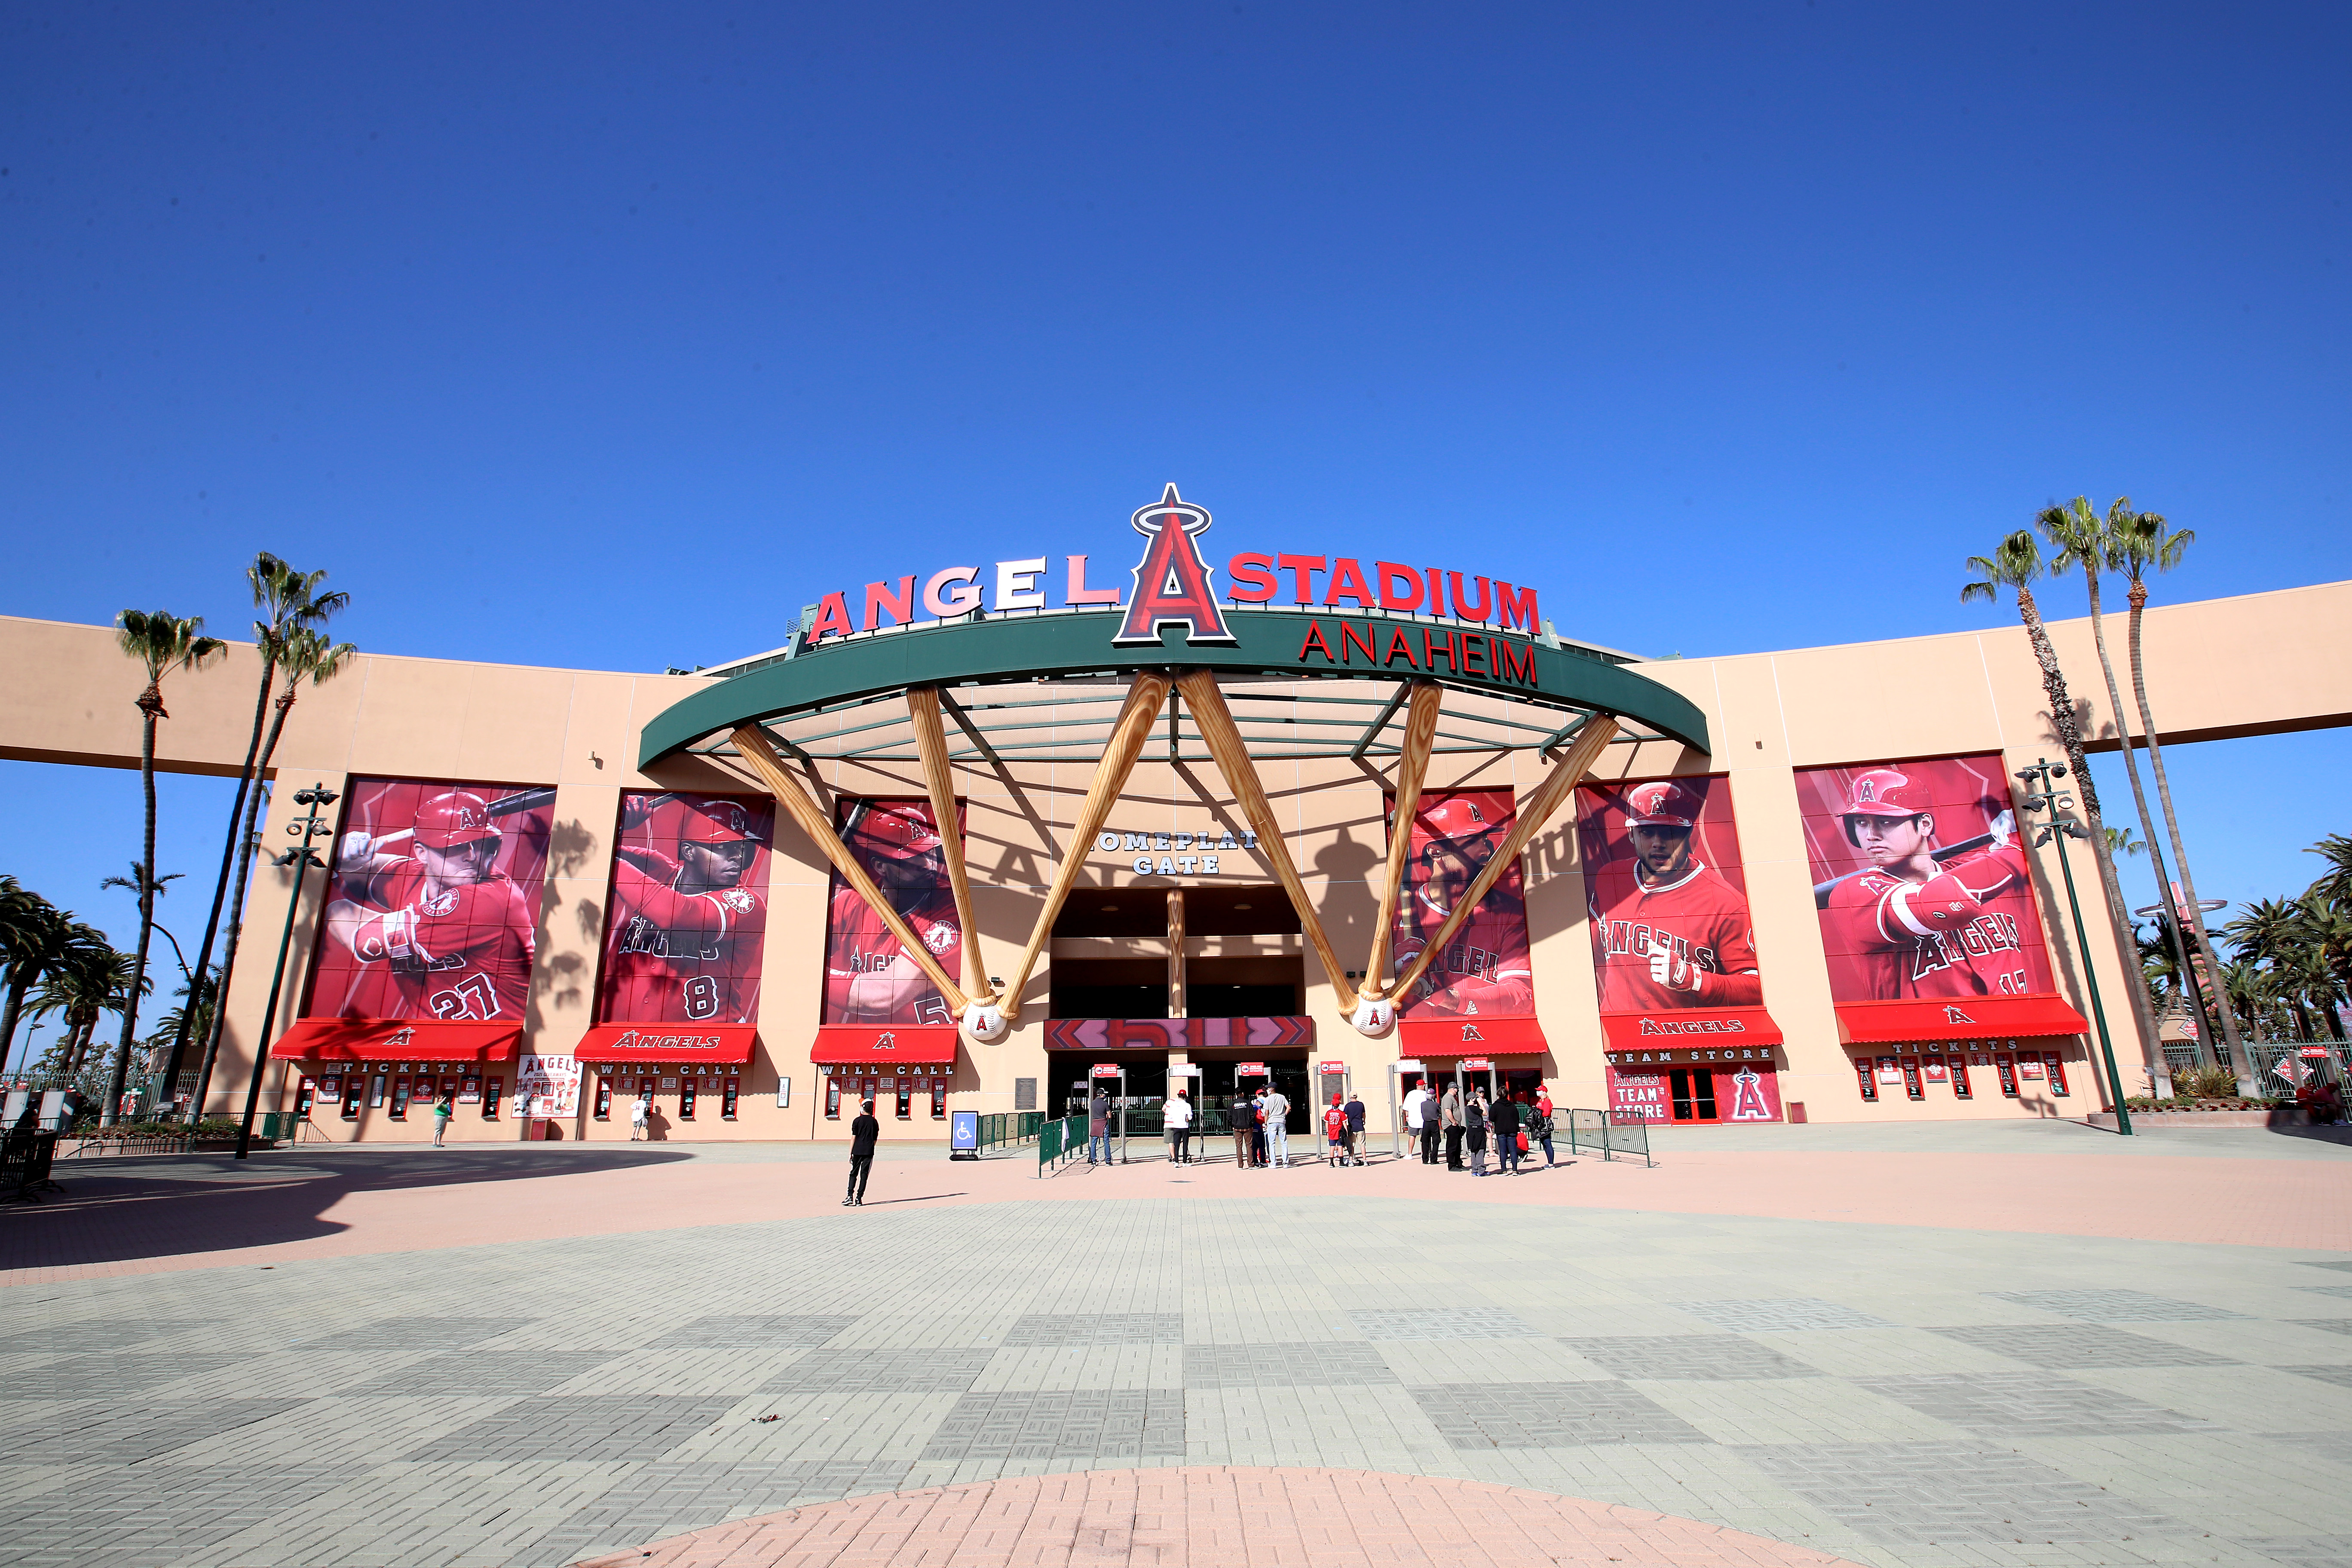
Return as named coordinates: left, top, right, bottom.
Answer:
left=2168, top=1063, right=2241, bottom=1099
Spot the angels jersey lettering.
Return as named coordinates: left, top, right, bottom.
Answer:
left=1395, top=888, right=1532, bottom=1017
left=344, top=862, right=535, bottom=1021
left=1819, top=844, right=2032, bottom=998
left=822, top=885, right=960, bottom=1025
left=1587, top=859, right=1763, bottom=1010
left=604, top=847, right=767, bottom=1022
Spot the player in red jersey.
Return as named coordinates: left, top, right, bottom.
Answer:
left=1393, top=796, right=1533, bottom=1016
left=823, top=803, right=962, bottom=1026
left=324, top=790, right=537, bottom=1021
left=604, top=796, right=768, bottom=1023
left=1819, top=768, right=2030, bottom=998
left=1587, top=781, right=1763, bottom=1010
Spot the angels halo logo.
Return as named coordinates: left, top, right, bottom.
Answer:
left=1113, top=484, right=1236, bottom=646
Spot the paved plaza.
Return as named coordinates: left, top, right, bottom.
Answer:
left=4, top=1124, right=2351, bottom=1568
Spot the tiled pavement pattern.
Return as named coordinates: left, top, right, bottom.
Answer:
left=2, top=1199, right=2350, bottom=1568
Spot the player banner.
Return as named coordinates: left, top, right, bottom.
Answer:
left=822, top=799, right=965, bottom=1026
left=1389, top=789, right=1533, bottom=1019
left=1575, top=776, right=1767, bottom=1017
left=1795, top=754, right=2054, bottom=1003
left=306, top=778, right=555, bottom=1022
left=597, top=793, right=773, bottom=1024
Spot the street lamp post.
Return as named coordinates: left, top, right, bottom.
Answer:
left=2015, top=759, right=2131, bottom=1136
left=235, top=784, right=338, bottom=1160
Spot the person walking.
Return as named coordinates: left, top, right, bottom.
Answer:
left=1464, top=1088, right=1489, bottom=1176
left=1230, top=1090, right=1256, bottom=1167
left=1088, top=1085, right=1113, bottom=1166
left=1324, top=1094, right=1349, bottom=1164
left=629, top=1090, right=650, bottom=1142
left=1491, top=1090, right=1522, bottom=1175
left=1442, top=1080, right=1465, bottom=1171
left=431, top=1091, right=454, bottom=1147
left=1250, top=1088, right=1271, bottom=1168
left=1530, top=1086, right=1558, bottom=1169
left=1344, top=1092, right=1368, bottom=1165
left=1403, top=1079, right=1427, bottom=1160
left=845, top=1098, right=879, bottom=1206
left=1165, top=1087, right=1193, bottom=1164
left=1262, top=1084, right=1291, bottom=1167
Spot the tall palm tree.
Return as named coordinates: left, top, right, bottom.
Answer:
left=35, top=935, right=139, bottom=1078
left=190, top=623, right=359, bottom=1115
left=2307, top=833, right=2352, bottom=912
left=2113, top=513, right=2247, bottom=1070
left=159, top=554, right=350, bottom=1110
left=2040, top=496, right=2208, bottom=1061
left=0, top=889, right=73, bottom=1073
left=108, top=609, right=227, bottom=1125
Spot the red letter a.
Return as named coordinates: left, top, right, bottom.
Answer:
left=1113, top=484, right=1237, bottom=646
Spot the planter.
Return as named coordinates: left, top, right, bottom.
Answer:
left=2086, top=1109, right=2319, bottom=1130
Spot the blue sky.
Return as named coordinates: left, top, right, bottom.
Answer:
left=2, top=2, right=2346, bottom=1023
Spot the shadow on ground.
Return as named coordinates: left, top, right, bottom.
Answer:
left=1, top=1146, right=693, bottom=1272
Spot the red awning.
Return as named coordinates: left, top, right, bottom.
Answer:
left=574, top=1025, right=757, bottom=1065
left=1599, top=1006, right=1784, bottom=1051
left=1400, top=1017, right=1549, bottom=1055
left=271, top=1018, right=522, bottom=1064
left=1835, top=995, right=2089, bottom=1045
left=810, top=1025, right=959, bottom=1066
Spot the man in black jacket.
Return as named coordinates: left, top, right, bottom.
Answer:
left=845, top=1099, right=879, bottom=1206
left=1491, top=1093, right=1523, bottom=1175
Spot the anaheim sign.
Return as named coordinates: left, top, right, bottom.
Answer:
left=793, top=484, right=1544, bottom=653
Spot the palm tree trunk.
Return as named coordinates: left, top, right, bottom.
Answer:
left=159, top=654, right=276, bottom=1109
left=191, top=690, right=295, bottom=1117
left=0, top=975, right=29, bottom=1070
left=2076, top=568, right=2167, bottom=1091
left=103, top=708, right=161, bottom=1126
left=2126, top=580, right=2248, bottom=1071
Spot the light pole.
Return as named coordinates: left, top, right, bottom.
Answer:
left=2015, top=759, right=2131, bottom=1136
left=235, top=784, right=337, bottom=1160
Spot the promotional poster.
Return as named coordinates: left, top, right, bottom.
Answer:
left=306, top=778, right=555, bottom=1021
left=1575, top=776, right=1764, bottom=1013
left=1390, top=789, right=1534, bottom=1018
left=1795, top=754, right=2054, bottom=1002
left=597, top=793, right=774, bottom=1024
left=514, top=1054, right=581, bottom=1119
left=821, top=799, right=965, bottom=1026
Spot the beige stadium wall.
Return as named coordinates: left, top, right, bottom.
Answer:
left=1, top=578, right=2345, bottom=1141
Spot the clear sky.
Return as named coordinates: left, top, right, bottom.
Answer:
left=2, top=3, right=2346, bottom=1023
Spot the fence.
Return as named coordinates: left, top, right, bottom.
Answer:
left=971, top=1112, right=1044, bottom=1155
left=1036, top=1113, right=1086, bottom=1174
left=1560, top=1109, right=1654, bottom=1167
left=1, top=1130, right=61, bottom=1202
left=2244, top=1041, right=2349, bottom=1104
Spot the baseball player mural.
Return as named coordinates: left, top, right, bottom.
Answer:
left=312, top=779, right=555, bottom=1021
left=1390, top=790, right=1534, bottom=1017
left=1796, top=756, right=2055, bottom=1001
left=822, top=800, right=964, bottom=1026
left=597, top=793, right=774, bottom=1023
left=1576, top=778, right=1764, bottom=1011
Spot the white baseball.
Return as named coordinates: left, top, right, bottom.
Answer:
left=1350, top=995, right=1396, bottom=1038
left=962, top=1003, right=1008, bottom=1045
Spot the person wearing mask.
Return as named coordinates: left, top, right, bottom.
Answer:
left=1441, top=1080, right=1466, bottom=1171
left=1262, top=1084, right=1292, bottom=1168
left=1088, top=1085, right=1113, bottom=1166
left=1165, top=1087, right=1194, bottom=1165
left=1491, top=1090, right=1522, bottom=1175
left=1464, top=1088, right=1490, bottom=1177
left=1344, top=1092, right=1368, bottom=1165
left=1530, top=1085, right=1559, bottom=1169
left=845, top=1098, right=879, bottom=1206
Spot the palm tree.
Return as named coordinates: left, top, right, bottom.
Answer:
left=2113, top=512, right=2248, bottom=1070
left=2307, top=833, right=2352, bottom=912
left=2041, top=496, right=2210, bottom=1062
left=190, top=623, right=359, bottom=1116
left=32, top=934, right=139, bottom=1078
left=159, top=554, right=350, bottom=1112
left=108, top=609, right=227, bottom=1125
left=0, top=888, right=73, bottom=1073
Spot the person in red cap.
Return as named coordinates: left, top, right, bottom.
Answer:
left=1323, top=1093, right=1350, bottom=1164
left=1819, top=768, right=2028, bottom=998
left=1391, top=794, right=1532, bottom=1016
left=822, top=802, right=962, bottom=1025
left=324, top=788, right=537, bottom=1020
left=1586, top=779, right=1763, bottom=1011
left=603, top=795, right=771, bottom=1023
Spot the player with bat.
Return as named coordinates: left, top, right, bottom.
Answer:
left=823, top=801, right=962, bottom=1026
left=603, top=794, right=769, bottom=1023
left=1585, top=780, right=1763, bottom=1010
left=1816, top=768, right=2030, bottom=998
left=325, top=787, right=546, bottom=1021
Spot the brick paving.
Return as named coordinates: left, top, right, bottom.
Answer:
left=0, top=1127, right=2347, bottom=1566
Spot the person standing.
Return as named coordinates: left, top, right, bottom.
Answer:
left=1250, top=1088, right=1271, bottom=1168
left=1418, top=1086, right=1442, bottom=1165
left=629, top=1090, right=650, bottom=1142
left=1491, top=1091, right=1522, bottom=1175
left=1263, top=1084, right=1291, bottom=1167
left=431, top=1090, right=454, bottom=1148
left=1442, top=1080, right=1465, bottom=1171
left=1531, top=1086, right=1558, bottom=1168
left=1324, top=1095, right=1349, bottom=1164
left=1464, top=1088, right=1489, bottom=1176
left=1088, top=1085, right=1113, bottom=1166
left=1165, top=1087, right=1193, bottom=1164
left=1228, top=1091, right=1255, bottom=1167
left=1402, top=1080, right=1427, bottom=1159
left=1344, top=1092, right=1368, bottom=1165
left=845, top=1098, right=879, bottom=1206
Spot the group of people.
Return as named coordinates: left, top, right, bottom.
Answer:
left=1401, top=1079, right=1559, bottom=1176
left=1080, top=1085, right=1375, bottom=1167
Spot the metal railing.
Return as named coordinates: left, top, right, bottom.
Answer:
left=972, top=1111, right=1044, bottom=1154
left=2245, top=1041, right=2348, bottom=1106
left=1037, top=1113, right=1086, bottom=1174
left=1561, top=1108, right=1653, bottom=1167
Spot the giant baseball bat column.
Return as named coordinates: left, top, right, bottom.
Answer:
left=1175, top=669, right=1360, bottom=1016
left=1359, top=680, right=1444, bottom=1004
left=1384, top=715, right=1620, bottom=1007
left=996, top=671, right=1173, bottom=1025
left=906, top=687, right=990, bottom=1002
left=731, top=722, right=976, bottom=1020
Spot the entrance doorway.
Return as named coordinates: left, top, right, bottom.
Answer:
left=1667, top=1067, right=1720, bottom=1124
left=1197, top=1056, right=1309, bottom=1133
